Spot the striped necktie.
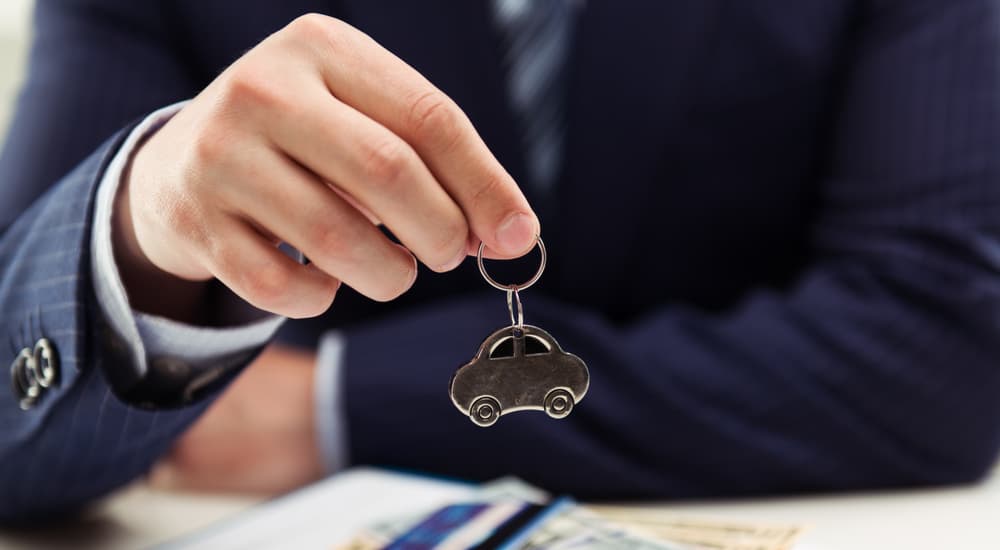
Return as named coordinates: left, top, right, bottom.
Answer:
left=493, top=0, right=576, bottom=193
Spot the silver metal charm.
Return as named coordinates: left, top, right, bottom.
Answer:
left=450, top=237, right=589, bottom=427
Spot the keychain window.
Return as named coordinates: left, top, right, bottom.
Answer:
left=488, top=335, right=552, bottom=359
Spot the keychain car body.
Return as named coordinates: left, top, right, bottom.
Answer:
left=450, top=324, right=589, bottom=427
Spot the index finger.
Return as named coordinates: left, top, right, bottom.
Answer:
left=290, top=14, right=540, bottom=259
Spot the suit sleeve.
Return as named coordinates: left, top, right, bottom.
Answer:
left=0, top=0, right=202, bottom=228
left=338, top=0, right=1000, bottom=499
left=0, top=0, right=239, bottom=523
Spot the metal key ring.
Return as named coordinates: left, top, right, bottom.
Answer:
left=477, top=236, right=546, bottom=292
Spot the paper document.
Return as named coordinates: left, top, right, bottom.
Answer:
left=159, top=468, right=813, bottom=550
left=160, top=468, right=475, bottom=550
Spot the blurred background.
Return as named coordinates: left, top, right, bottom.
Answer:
left=0, top=0, right=34, bottom=147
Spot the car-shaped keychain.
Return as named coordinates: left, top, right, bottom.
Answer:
left=450, top=324, right=589, bottom=427
left=449, top=237, right=590, bottom=427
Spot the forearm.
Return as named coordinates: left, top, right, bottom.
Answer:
left=0, top=112, right=286, bottom=521
left=0, top=130, right=209, bottom=523
left=0, top=0, right=285, bottom=521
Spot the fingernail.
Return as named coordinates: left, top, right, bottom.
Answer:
left=496, top=212, right=537, bottom=255
left=406, top=251, right=419, bottom=287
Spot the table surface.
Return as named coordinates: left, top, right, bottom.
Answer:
left=1, top=468, right=998, bottom=549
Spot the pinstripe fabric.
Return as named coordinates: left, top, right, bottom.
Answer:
left=3, top=0, right=1000, bottom=523
left=0, top=143, right=104, bottom=449
left=0, top=0, right=272, bottom=521
left=0, top=131, right=219, bottom=521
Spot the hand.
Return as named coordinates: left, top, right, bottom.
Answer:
left=116, top=14, right=539, bottom=320
left=149, top=344, right=324, bottom=494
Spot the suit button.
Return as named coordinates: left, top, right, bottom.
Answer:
left=9, top=339, right=60, bottom=411
left=32, top=338, right=60, bottom=389
left=10, top=348, right=40, bottom=410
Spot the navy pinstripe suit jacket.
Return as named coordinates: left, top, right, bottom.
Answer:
left=3, top=0, right=1000, bottom=523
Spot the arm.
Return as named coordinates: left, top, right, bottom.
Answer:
left=338, top=0, right=1000, bottom=498
left=0, top=0, right=271, bottom=522
left=0, top=131, right=241, bottom=523
left=0, top=0, right=203, bottom=523
left=3, top=0, right=544, bottom=519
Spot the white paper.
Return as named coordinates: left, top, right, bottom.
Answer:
left=159, top=468, right=475, bottom=550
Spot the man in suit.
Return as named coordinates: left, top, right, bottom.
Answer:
left=3, top=0, right=1000, bottom=523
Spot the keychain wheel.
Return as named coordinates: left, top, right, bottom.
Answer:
left=543, top=388, right=574, bottom=419
left=469, top=396, right=501, bottom=427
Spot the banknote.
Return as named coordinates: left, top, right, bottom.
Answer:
left=586, top=506, right=806, bottom=550
left=518, top=505, right=690, bottom=550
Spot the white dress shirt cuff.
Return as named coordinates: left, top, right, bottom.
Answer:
left=90, top=101, right=285, bottom=377
left=315, top=331, right=350, bottom=474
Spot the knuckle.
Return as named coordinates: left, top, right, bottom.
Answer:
left=219, top=68, right=291, bottom=113
left=190, top=126, right=230, bottom=165
left=286, top=13, right=352, bottom=56
left=468, top=170, right=507, bottom=211
left=288, top=13, right=334, bottom=41
left=405, top=90, right=463, bottom=151
left=239, top=259, right=293, bottom=309
left=361, top=136, right=412, bottom=188
left=428, top=216, right=469, bottom=268
left=309, top=222, right=354, bottom=260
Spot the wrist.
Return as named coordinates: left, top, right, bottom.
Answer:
left=112, top=142, right=210, bottom=323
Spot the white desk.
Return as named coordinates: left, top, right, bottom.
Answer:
left=644, top=472, right=1000, bottom=549
left=1, top=469, right=998, bottom=549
